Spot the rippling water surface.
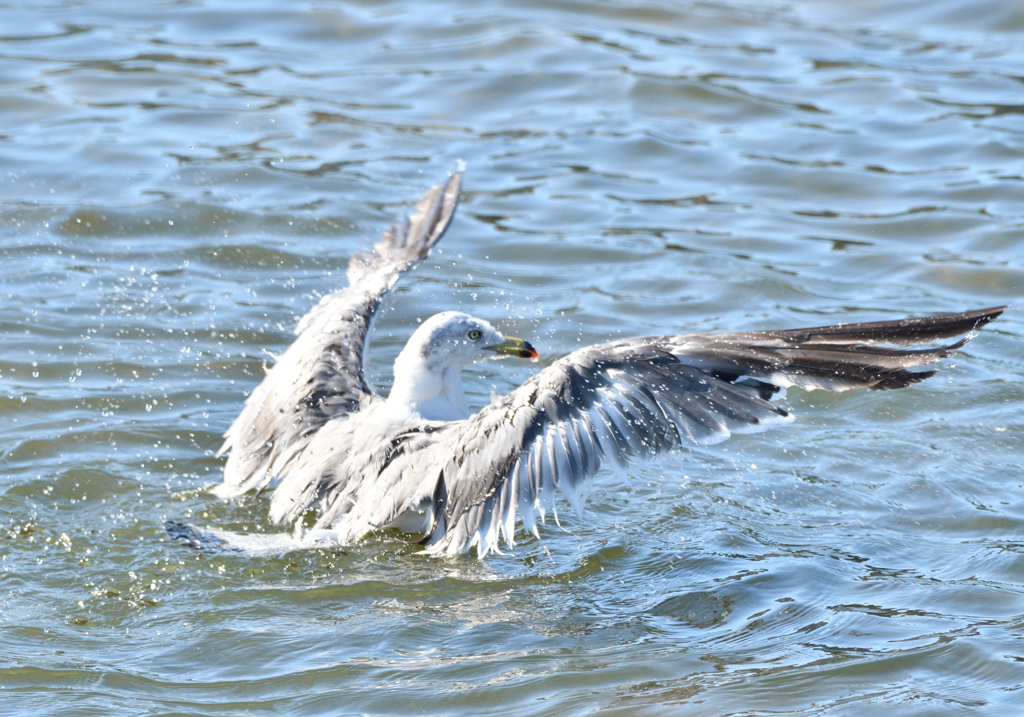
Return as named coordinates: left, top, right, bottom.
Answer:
left=2, top=1, right=1023, bottom=714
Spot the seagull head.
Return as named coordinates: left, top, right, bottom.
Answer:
left=389, top=311, right=538, bottom=420
left=411, top=311, right=538, bottom=368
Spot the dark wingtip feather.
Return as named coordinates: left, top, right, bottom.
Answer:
left=865, top=309, right=1002, bottom=389
left=954, top=305, right=1005, bottom=335
left=870, top=369, right=938, bottom=391
left=969, top=305, right=1006, bottom=323
left=939, top=336, right=970, bottom=353
left=767, top=305, right=1006, bottom=347
left=870, top=305, right=1005, bottom=344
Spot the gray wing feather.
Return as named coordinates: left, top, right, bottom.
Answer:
left=424, top=346, right=793, bottom=556
left=423, top=306, right=1004, bottom=556
left=216, top=172, right=462, bottom=497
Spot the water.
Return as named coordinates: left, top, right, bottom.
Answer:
left=2, top=0, right=1023, bottom=714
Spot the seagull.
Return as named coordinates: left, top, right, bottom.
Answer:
left=171, top=172, right=1004, bottom=557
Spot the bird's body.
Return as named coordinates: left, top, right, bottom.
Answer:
left=175, top=172, right=1004, bottom=557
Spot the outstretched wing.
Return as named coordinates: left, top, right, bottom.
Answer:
left=216, top=172, right=463, bottom=497
left=423, top=306, right=1004, bottom=556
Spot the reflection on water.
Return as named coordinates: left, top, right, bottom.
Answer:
left=1, top=0, right=1022, bottom=714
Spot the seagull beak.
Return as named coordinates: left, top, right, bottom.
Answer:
left=485, top=336, right=539, bottom=361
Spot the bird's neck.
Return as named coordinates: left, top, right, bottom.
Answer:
left=387, top=347, right=469, bottom=421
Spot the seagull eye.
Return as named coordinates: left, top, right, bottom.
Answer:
left=468, top=329, right=482, bottom=340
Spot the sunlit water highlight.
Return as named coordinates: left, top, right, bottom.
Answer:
left=2, top=1, right=1022, bottom=714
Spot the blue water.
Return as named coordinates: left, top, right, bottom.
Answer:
left=2, top=1, right=1022, bottom=714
